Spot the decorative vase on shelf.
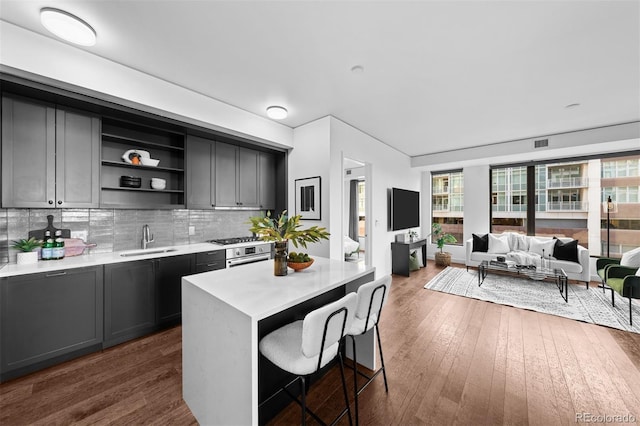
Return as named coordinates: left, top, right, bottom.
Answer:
left=274, top=241, right=289, bottom=276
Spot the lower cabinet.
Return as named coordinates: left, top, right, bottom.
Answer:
left=104, top=260, right=157, bottom=348
left=104, top=254, right=196, bottom=348
left=0, top=266, right=104, bottom=382
left=156, top=254, right=195, bottom=325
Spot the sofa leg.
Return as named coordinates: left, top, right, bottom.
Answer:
left=586, top=281, right=589, bottom=289
left=612, top=290, right=615, bottom=307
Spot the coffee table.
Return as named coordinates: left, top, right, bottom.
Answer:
left=478, top=260, right=569, bottom=302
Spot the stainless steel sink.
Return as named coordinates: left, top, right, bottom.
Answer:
left=120, top=248, right=178, bottom=257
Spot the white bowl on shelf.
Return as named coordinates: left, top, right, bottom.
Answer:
left=140, top=157, right=160, bottom=167
left=151, top=178, right=166, bottom=190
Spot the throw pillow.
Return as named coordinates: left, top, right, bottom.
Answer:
left=553, top=237, right=579, bottom=263
left=472, top=233, right=489, bottom=252
left=510, top=233, right=528, bottom=251
left=620, top=247, right=640, bottom=268
left=488, top=234, right=510, bottom=254
left=409, top=251, right=420, bottom=271
left=529, top=237, right=557, bottom=259
left=410, top=249, right=424, bottom=267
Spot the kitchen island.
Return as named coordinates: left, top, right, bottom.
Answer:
left=182, top=256, right=375, bottom=425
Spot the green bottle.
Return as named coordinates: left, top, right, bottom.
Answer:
left=42, top=230, right=53, bottom=260
left=53, top=230, right=65, bottom=260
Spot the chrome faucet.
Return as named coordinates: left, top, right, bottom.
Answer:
left=142, top=224, right=155, bottom=249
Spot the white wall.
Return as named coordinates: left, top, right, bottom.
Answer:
left=329, top=117, right=421, bottom=276
left=289, top=117, right=332, bottom=257
left=0, top=21, right=293, bottom=149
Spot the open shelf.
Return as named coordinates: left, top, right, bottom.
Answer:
left=101, top=160, right=184, bottom=173
left=102, top=133, right=185, bottom=152
left=102, top=186, right=184, bottom=194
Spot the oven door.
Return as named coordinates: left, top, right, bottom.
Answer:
left=226, top=253, right=271, bottom=268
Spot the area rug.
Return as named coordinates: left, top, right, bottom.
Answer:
left=424, top=267, right=640, bottom=334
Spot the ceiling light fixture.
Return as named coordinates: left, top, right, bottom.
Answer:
left=40, top=8, right=96, bottom=46
left=266, top=106, right=288, bottom=120
left=351, top=65, right=364, bottom=74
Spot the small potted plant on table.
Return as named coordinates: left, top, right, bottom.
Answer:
left=11, top=237, right=42, bottom=265
left=432, top=223, right=457, bottom=267
left=249, top=210, right=330, bottom=276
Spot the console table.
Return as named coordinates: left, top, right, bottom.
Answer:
left=391, top=238, right=427, bottom=276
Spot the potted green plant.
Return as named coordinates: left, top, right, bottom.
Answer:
left=432, top=223, right=457, bottom=266
left=11, top=237, right=42, bottom=265
left=249, top=210, right=330, bottom=276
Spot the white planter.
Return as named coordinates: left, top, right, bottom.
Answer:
left=16, top=251, right=39, bottom=265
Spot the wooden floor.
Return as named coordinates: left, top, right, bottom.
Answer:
left=2, top=261, right=640, bottom=425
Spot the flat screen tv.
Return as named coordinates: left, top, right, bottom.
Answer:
left=389, top=188, right=420, bottom=231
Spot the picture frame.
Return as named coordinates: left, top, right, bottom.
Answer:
left=295, top=176, right=321, bottom=220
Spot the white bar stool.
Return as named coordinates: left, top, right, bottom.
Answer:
left=259, top=292, right=357, bottom=425
left=345, top=275, right=391, bottom=425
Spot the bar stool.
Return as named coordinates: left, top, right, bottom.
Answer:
left=345, top=275, right=391, bottom=425
left=259, top=292, right=357, bottom=425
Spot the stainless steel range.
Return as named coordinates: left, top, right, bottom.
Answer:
left=207, top=237, right=272, bottom=268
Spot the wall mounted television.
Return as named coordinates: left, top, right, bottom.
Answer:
left=388, top=187, right=420, bottom=231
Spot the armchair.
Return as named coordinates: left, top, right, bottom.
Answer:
left=596, top=257, right=621, bottom=292
left=604, top=265, right=640, bottom=325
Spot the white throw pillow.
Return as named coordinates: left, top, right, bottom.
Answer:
left=620, top=247, right=640, bottom=268
left=488, top=234, right=510, bottom=254
left=502, top=232, right=528, bottom=251
left=529, top=237, right=557, bottom=259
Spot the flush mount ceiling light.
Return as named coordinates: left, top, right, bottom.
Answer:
left=351, top=65, right=364, bottom=74
left=266, top=106, right=288, bottom=120
left=40, top=8, right=96, bottom=46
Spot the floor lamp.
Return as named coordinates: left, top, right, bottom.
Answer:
left=604, top=195, right=617, bottom=257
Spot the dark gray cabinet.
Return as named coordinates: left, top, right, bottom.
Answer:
left=195, top=250, right=226, bottom=273
left=156, top=254, right=195, bottom=325
left=259, top=152, right=277, bottom=210
left=215, top=142, right=260, bottom=208
left=1, top=95, right=100, bottom=208
left=104, top=260, right=156, bottom=348
left=0, top=266, right=104, bottom=381
left=186, top=135, right=215, bottom=209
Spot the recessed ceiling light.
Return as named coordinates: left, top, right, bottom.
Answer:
left=565, top=103, right=581, bottom=109
left=351, top=65, right=364, bottom=74
left=266, top=106, right=288, bottom=120
left=40, top=8, right=96, bottom=46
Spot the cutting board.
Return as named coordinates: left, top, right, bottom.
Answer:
left=28, top=215, right=71, bottom=240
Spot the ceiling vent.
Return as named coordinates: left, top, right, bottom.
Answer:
left=534, top=139, right=549, bottom=148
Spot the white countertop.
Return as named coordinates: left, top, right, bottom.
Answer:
left=0, top=242, right=249, bottom=278
left=182, top=256, right=374, bottom=321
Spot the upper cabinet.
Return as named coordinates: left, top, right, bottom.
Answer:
left=1, top=95, right=100, bottom=208
left=186, top=135, right=215, bottom=209
left=100, top=118, right=185, bottom=209
left=258, top=152, right=277, bottom=211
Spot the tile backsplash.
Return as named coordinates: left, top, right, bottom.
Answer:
left=0, top=208, right=257, bottom=265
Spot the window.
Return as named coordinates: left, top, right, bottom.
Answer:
left=491, top=154, right=640, bottom=258
left=432, top=170, right=463, bottom=245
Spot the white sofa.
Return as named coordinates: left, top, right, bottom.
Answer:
left=465, top=232, right=590, bottom=284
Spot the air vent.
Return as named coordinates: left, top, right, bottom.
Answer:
left=534, top=139, right=549, bottom=148
left=346, top=170, right=352, bottom=175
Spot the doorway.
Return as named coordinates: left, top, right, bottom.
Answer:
left=343, top=157, right=372, bottom=265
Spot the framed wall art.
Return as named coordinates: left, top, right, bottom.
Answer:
left=295, top=176, right=321, bottom=220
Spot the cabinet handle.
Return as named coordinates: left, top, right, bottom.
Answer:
left=206, top=263, right=218, bottom=267
left=48, top=200, right=54, bottom=205
left=57, top=200, right=63, bottom=205
left=46, top=271, right=67, bottom=277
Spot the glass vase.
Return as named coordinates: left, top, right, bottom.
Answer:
left=274, top=240, right=288, bottom=276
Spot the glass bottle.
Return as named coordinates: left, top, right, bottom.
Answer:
left=53, top=230, right=65, bottom=260
left=42, top=230, right=53, bottom=261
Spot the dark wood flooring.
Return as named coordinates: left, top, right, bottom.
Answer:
left=2, top=261, right=640, bottom=425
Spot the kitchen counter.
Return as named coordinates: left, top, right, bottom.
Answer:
left=182, top=257, right=376, bottom=425
left=0, top=242, right=248, bottom=278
